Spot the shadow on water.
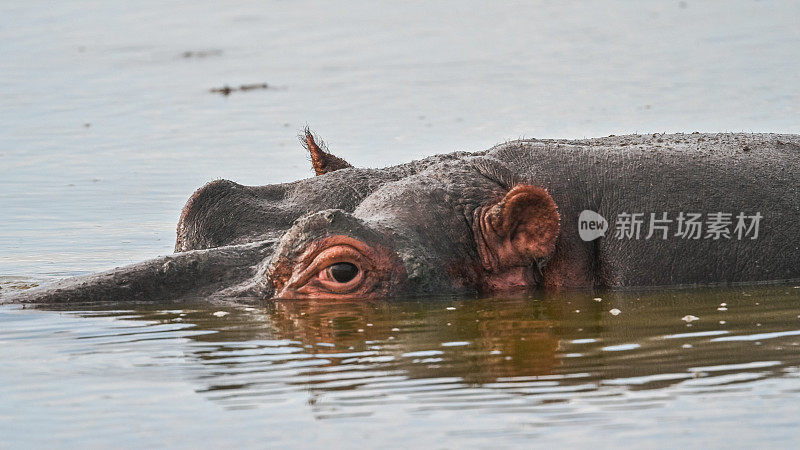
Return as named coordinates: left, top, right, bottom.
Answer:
left=17, top=285, right=800, bottom=418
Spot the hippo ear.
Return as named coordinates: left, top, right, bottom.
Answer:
left=301, top=128, right=353, bottom=176
left=475, top=185, right=560, bottom=271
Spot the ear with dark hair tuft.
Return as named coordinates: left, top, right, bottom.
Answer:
left=475, top=184, right=560, bottom=272
left=300, top=128, right=353, bottom=176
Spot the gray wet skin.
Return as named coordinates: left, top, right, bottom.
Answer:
left=4, top=133, right=800, bottom=304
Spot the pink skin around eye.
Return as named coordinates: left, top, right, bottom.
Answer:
left=273, top=235, right=405, bottom=300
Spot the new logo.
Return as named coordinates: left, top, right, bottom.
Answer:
left=578, top=210, right=608, bottom=241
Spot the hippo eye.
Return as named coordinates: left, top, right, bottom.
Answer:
left=275, top=237, right=392, bottom=299
left=326, top=262, right=359, bottom=283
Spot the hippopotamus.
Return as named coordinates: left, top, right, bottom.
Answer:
left=4, top=132, right=799, bottom=304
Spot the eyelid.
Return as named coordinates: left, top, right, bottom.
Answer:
left=272, top=235, right=399, bottom=299
left=290, top=244, right=368, bottom=289
left=315, top=264, right=363, bottom=295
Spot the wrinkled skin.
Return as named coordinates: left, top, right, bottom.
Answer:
left=4, top=132, right=800, bottom=305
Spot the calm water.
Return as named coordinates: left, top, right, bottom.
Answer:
left=3, top=288, right=800, bottom=447
left=2, top=0, right=800, bottom=447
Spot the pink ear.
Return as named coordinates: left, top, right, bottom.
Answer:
left=476, top=185, right=560, bottom=271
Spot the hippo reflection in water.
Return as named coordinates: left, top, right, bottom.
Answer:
left=5, top=132, right=800, bottom=304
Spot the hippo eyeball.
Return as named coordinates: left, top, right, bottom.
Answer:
left=326, top=262, right=359, bottom=283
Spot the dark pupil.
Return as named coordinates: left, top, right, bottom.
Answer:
left=328, top=262, right=359, bottom=283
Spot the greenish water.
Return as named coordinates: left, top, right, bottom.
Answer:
left=2, top=287, right=800, bottom=447
left=2, top=0, right=800, bottom=447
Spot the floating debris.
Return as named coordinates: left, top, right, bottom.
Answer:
left=446, top=306, right=456, bottom=310
left=593, top=297, right=603, bottom=302
left=212, top=311, right=229, bottom=317
left=181, top=49, right=223, bottom=58
left=3, top=280, right=39, bottom=290
left=682, top=315, right=700, bottom=323
left=210, top=82, right=269, bottom=96
left=609, top=308, right=621, bottom=316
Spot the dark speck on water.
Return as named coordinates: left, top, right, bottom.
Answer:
left=181, top=49, right=223, bottom=58
left=210, top=83, right=269, bottom=96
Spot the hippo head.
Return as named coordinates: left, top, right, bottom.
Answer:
left=260, top=163, right=560, bottom=300
left=5, top=132, right=560, bottom=304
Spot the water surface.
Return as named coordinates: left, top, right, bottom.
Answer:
left=2, top=287, right=800, bottom=447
